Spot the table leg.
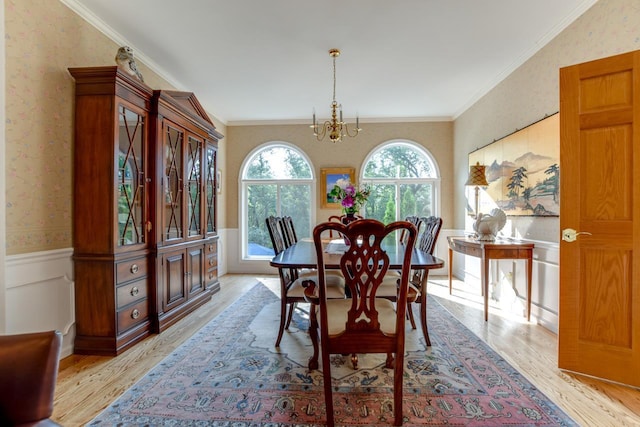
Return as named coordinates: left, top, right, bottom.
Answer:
left=448, top=247, right=453, bottom=294
left=526, top=251, right=533, bottom=322
left=482, top=249, right=489, bottom=322
left=420, top=270, right=432, bottom=346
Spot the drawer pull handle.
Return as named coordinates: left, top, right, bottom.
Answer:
left=130, top=264, right=139, bottom=274
left=130, top=286, right=139, bottom=296
left=131, top=309, right=140, bottom=319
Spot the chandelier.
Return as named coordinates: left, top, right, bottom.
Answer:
left=311, top=49, right=361, bottom=143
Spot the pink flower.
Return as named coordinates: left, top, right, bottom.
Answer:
left=341, top=195, right=354, bottom=208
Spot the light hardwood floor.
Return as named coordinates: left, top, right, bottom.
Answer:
left=53, top=274, right=640, bottom=426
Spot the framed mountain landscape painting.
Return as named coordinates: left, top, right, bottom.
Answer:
left=469, top=113, right=559, bottom=217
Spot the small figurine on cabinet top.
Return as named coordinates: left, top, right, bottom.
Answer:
left=115, top=46, right=144, bottom=82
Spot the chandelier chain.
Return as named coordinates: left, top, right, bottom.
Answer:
left=332, top=54, right=337, bottom=104
left=311, top=48, right=361, bottom=143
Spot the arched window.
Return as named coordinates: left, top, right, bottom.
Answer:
left=240, top=142, right=314, bottom=259
left=362, top=140, right=440, bottom=223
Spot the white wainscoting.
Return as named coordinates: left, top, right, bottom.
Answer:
left=4, top=232, right=231, bottom=359
left=5, top=248, right=75, bottom=357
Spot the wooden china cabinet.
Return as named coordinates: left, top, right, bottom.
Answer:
left=69, top=67, right=222, bottom=355
left=151, top=90, right=222, bottom=332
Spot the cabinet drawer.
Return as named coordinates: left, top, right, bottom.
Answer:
left=206, top=241, right=217, bottom=255
left=117, top=258, right=148, bottom=284
left=117, top=299, right=149, bottom=332
left=116, top=278, right=148, bottom=309
left=207, top=267, right=218, bottom=283
left=207, top=254, right=218, bottom=269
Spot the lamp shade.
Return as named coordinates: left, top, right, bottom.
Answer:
left=465, top=162, right=489, bottom=186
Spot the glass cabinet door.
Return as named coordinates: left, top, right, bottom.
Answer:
left=164, top=125, right=184, bottom=240
left=117, top=106, right=146, bottom=247
left=187, top=135, right=202, bottom=237
left=205, top=143, right=217, bottom=234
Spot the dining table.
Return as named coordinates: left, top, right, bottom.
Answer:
left=270, top=238, right=444, bottom=345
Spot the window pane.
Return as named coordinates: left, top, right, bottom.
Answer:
left=247, top=184, right=277, bottom=256
left=245, top=146, right=312, bottom=179
left=364, top=144, right=435, bottom=179
left=364, top=184, right=395, bottom=223
left=400, top=183, right=433, bottom=218
left=281, top=184, right=312, bottom=239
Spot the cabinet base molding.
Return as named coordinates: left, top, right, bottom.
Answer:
left=154, top=289, right=212, bottom=333
left=74, top=321, right=151, bottom=356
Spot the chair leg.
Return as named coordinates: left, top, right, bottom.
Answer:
left=420, top=297, right=432, bottom=347
left=385, top=352, right=394, bottom=369
left=307, top=305, right=320, bottom=370
left=322, top=350, right=335, bottom=427
left=351, top=353, right=358, bottom=369
left=407, top=301, right=417, bottom=329
left=275, top=299, right=288, bottom=347
left=285, top=302, right=295, bottom=329
left=393, top=352, right=404, bottom=426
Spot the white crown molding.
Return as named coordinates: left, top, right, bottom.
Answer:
left=227, top=116, right=453, bottom=127
left=60, top=0, right=229, bottom=126
left=59, top=1, right=187, bottom=92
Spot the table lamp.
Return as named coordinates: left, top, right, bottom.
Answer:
left=465, top=162, right=489, bottom=218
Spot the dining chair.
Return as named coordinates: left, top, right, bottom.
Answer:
left=405, top=216, right=443, bottom=343
left=376, top=215, right=423, bottom=302
left=399, top=215, right=423, bottom=245
left=266, top=216, right=345, bottom=347
left=303, top=219, right=416, bottom=427
left=0, top=330, right=63, bottom=426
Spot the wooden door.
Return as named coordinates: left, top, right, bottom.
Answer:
left=187, top=245, right=205, bottom=296
left=559, top=50, right=640, bottom=387
left=162, top=250, right=187, bottom=311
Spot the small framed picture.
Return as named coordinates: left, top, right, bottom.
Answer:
left=320, top=167, right=355, bottom=208
left=216, top=169, right=222, bottom=193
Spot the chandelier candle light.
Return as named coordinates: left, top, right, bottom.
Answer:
left=311, top=49, right=362, bottom=143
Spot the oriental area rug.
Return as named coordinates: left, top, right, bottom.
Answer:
left=88, top=282, right=577, bottom=426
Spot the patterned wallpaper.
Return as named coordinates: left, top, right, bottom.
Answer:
left=4, top=0, right=168, bottom=255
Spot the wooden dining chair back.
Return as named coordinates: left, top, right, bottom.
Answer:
left=304, top=219, right=417, bottom=426
left=266, top=215, right=346, bottom=347
left=279, top=216, right=298, bottom=248
left=266, top=215, right=287, bottom=256
left=326, top=214, right=362, bottom=238
left=417, top=216, right=443, bottom=255
left=400, top=215, right=423, bottom=245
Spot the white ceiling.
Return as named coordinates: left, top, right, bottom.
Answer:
left=66, top=0, right=596, bottom=125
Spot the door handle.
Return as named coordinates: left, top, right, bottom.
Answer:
left=562, top=228, right=592, bottom=242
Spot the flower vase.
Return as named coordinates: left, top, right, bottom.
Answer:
left=341, top=213, right=357, bottom=225
left=341, top=212, right=357, bottom=246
